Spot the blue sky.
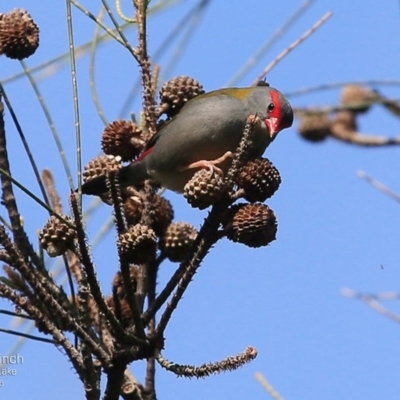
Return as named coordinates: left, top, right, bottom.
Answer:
left=1, top=1, right=400, bottom=399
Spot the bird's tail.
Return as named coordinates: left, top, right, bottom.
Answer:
left=81, top=161, right=150, bottom=195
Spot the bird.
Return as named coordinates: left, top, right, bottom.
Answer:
left=81, top=85, right=293, bottom=195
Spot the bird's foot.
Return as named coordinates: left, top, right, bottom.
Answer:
left=180, top=151, right=233, bottom=176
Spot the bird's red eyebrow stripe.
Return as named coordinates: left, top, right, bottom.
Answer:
left=270, top=89, right=282, bottom=120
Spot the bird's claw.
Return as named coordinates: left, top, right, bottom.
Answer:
left=181, top=151, right=233, bottom=177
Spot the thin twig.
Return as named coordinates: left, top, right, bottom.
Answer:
left=342, top=288, right=400, bottom=324
left=135, top=0, right=158, bottom=136
left=162, top=0, right=210, bottom=79
left=0, top=283, right=86, bottom=381
left=144, top=255, right=162, bottom=397
left=42, top=170, right=63, bottom=214
left=0, top=167, right=74, bottom=228
left=66, top=0, right=83, bottom=196
left=0, top=309, right=34, bottom=320
left=106, top=171, right=147, bottom=339
left=294, top=97, right=400, bottom=115
left=41, top=169, right=77, bottom=316
left=0, top=80, right=51, bottom=203
left=89, top=7, right=109, bottom=126
left=285, top=80, right=400, bottom=98
left=71, top=0, right=128, bottom=47
left=331, top=129, right=400, bottom=147
left=227, top=0, right=314, bottom=86
left=154, top=205, right=222, bottom=335
left=116, top=0, right=136, bottom=23
left=357, top=170, right=400, bottom=203
left=0, top=226, right=110, bottom=365
left=70, top=192, right=144, bottom=346
left=101, top=0, right=140, bottom=59
left=119, top=0, right=210, bottom=118
left=254, top=11, right=333, bottom=83
left=0, top=96, right=44, bottom=270
left=155, top=347, right=258, bottom=378
left=0, top=327, right=55, bottom=344
left=255, top=372, right=285, bottom=400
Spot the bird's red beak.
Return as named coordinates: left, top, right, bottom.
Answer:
left=265, top=117, right=280, bottom=139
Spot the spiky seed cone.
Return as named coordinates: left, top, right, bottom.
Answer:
left=236, top=158, right=281, bottom=203
left=340, top=84, right=379, bottom=113
left=101, top=120, right=145, bottom=161
left=123, top=190, right=174, bottom=236
left=82, top=154, right=122, bottom=183
left=39, top=215, right=76, bottom=257
left=224, top=203, right=277, bottom=248
left=331, top=110, right=358, bottom=135
left=123, top=190, right=143, bottom=226
left=119, top=298, right=135, bottom=327
left=184, top=169, right=227, bottom=210
left=158, top=76, right=205, bottom=118
left=107, top=296, right=135, bottom=328
left=112, top=267, right=139, bottom=299
left=161, top=222, right=198, bottom=262
left=82, top=155, right=122, bottom=204
left=0, top=9, right=39, bottom=60
left=298, top=114, right=331, bottom=142
left=149, top=196, right=174, bottom=236
left=118, top=224, right=157, bottom=264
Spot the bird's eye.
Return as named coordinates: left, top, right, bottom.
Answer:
left=267, top=103, right=275, bottom=112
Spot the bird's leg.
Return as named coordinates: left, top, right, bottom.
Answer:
left=179, top=151, right=234, bottom=176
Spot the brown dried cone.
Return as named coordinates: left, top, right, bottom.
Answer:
left=110, top=267, right=139, bottom=326
left=184, top=169, right=227, bottom=210
left=118, top=224, right=157, bottom=264
left=298, top=113, right=332, bottom=142
left=39, top=215, right=76, bottom=257
left=106, top=296, right=134, bottom=327
left=224, top=203, right=277, bottom=248
left=82, top=155, right=122, bottom=203
left=123, top=188, right=143, bottom=226
left=118, top=298, right=135, bottom=327
left=112, top=267, right=139, bottom=298
left=236, top=158, right=281, bottom=203
left=149, top=195, right=174, bottom=236
left=123, top=189, right=174, bottom=236
left=0, top=9, right=39, bottom=60
left=331, top=110, right=358, bottom=138
left=101, top=120, right=145, bottom=161
left=161, top=222, right=198, bottom=262
left=158, top=76, right=205, bottom=118
left=82, top=154, right=122, bottom=183
left=340, top=84, right=379, bottom=113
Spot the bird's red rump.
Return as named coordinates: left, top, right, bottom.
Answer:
left=137, top=146, right=154, bottom=162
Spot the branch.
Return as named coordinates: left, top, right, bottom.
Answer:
left=155, top=347, right=258, bottom=378
left=254, top=11, right=333, bottom=83
left=0, top=283, right=86, bottom=381
left=0, top=94, right=43, bottom=269
left=342, top=288, right=400, bottom=324
left=70, top=192, right=144, bottom=346
left=357, top=171, right=400, bottom=203
left=255, top=372, right=285, bottom=400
